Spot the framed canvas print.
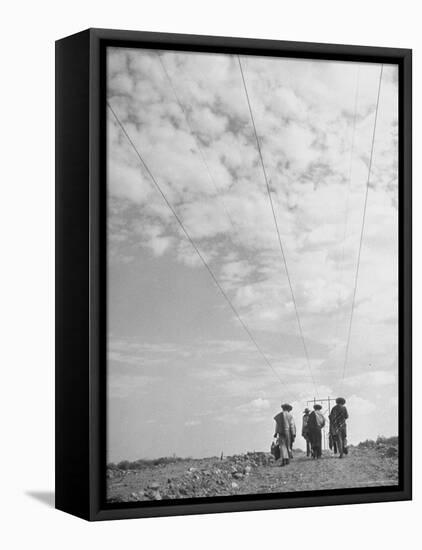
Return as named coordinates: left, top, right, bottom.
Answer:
left=55, top=28, right=412, bottom=521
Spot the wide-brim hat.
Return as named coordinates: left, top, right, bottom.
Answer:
left=303, top=408, right=310, bottom=413
left=281, top=403, right=291, bottom=410
left=336, top=397, right=346, bottom=405
left=313, top=404, right=322, bottom=410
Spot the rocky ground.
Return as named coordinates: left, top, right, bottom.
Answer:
left=107, top=442, right=398, bottom=503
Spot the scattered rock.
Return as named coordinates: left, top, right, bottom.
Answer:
left=108, top=446, right=399, bottom=502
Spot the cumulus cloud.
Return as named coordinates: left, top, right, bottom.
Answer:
left=249, top=398, right=271, bottom=411
left=344, top=370, right=396, bottom=388
left=347, top=395, right=376, bottom=415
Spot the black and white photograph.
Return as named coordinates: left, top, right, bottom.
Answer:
left=106, top=46, right=400, bottom=503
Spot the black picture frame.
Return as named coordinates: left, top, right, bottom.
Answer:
left=55, top=28, right=412, bottom=521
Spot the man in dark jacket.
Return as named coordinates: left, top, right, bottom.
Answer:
left=274, top=403, right=296, bottom=466
left=329, top=397, right=349, bottom=458
left=307, top=404, right=325, bottom=458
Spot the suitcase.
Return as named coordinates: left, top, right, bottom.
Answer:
left=271, top=440, right=280, bottom=460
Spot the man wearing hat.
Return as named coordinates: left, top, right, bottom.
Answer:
left=302, top=408, right=311, bottom=457
left=307, top=404, right=326, bottom=458
left=329, top=397, right=349, bottom=458
left=273, top=403, right=296, bottom=466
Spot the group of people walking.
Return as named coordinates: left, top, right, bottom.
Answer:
left=273, top=397, right=349, bottom=465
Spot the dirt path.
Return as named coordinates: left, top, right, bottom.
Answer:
left=107, top=447, right=398, bottom=503
left=248, top=450, right=398, bottom=493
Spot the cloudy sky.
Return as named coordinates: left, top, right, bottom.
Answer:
left=106, top=47, right=398, bottom=463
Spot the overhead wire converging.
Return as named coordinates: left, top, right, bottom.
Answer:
left=333, top=66, right=360, bottom=344
left=107, top=100, right=286, bottom=388
left=237, top=55, right=318, bottom=397
left=109, top=58, right=384, bottom=402
left=341, top=64, right=384, bottom=383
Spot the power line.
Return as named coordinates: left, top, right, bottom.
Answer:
left=341, top=64, right=384, bottom=382
left=156, top=53, right=237, bottom=233
left=237, top=55, right=318, bottom=396
left=334, top=66, right=360, bottom=344
left=107, top=100, right=286, bottom=387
